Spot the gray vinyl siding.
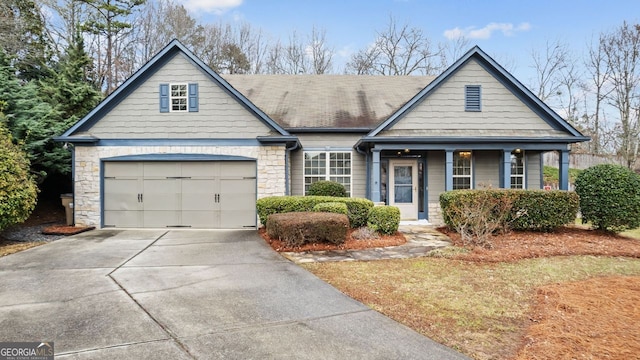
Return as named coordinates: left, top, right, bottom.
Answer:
left=379, top=59, right=567, bottom=138
left=88, top=53, right=273, bottom=139
left=290, top=133, right=365, bottom=198
left=527, top=151, right=542, bottom=189
left=474, top=150, right=500, bottom=188
left=426, top=151, right=445, bottom=204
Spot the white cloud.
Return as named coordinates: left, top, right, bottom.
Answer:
left=179, top=0, right=243, bottom=14
left=444, top=22, right=531, bottom=40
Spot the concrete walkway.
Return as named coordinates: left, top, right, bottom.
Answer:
left=0, top=229, right=468, bottom=359
left=282, top=225, right=453, bottom=263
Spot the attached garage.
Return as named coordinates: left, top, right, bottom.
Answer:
left=102, top=155, right=257, bottom=229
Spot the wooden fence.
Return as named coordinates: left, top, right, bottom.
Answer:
left=543, top=152, right=627, bottom=170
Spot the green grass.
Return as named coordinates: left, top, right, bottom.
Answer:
left=622, top=227, right=640, bottom=240
left=543, top=165, right=583, bottom=185
left=304, top=256, right=640, bottom=359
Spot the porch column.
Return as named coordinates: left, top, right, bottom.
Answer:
left=501, top=150, right=511, bottom=188
left=558, top=150, right=570, bottom=190
left=445, top=150, right=453, bottom=191
left=371, top=149, right=381, bottom=202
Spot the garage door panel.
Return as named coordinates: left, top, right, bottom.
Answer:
left=103, top=160, right=257, bottom=229
left=143, top=211, right=180, bottom=228
left=181, top=162, right=219, bottom=179
left=104, top=211, right=142, bottom=228
left=104, top=162, right=143, bottom=178
left=104, top=179, right=141, bottom=211
left=181, top=179, right=216, bottom=211
left=182, top=210, right=218, bottom=228
left=143, top=179, right=180, bottom=211
left=219, top=162, right=255, bottom=178
left=144, top=162, right=180, bottom=179
left=220, top=178, right=256, bottom=227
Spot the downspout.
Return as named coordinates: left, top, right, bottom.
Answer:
left=64, top=142, right=75, bottom=225
left=355, top=145, right=370, bottom=198
left=285, top=141, right=299, bottom=195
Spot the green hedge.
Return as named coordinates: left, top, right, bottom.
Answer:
left=575, top=164, right=640, bottom=232
left=367, top=206, right=401, bottom=235
left=307, top=180, right=347, bottom=197
left=313, top=202, right=348, bottom=215
left=266, top=212, right=349, bottom=246
left=440, top=189, right=579, bottom=232
left=257, top=196, right=374, bottom=228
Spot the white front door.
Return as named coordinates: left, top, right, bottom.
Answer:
left=389, top=160, right=418, bottom=220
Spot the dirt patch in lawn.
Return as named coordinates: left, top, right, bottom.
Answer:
left=259, top=227, right=406, bottom=252
left=439, top=226, right=640, bottom=262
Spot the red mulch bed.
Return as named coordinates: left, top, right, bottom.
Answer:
left=259, top=227, right=406, bottom=252
left=438, top=226, right=640, bottom=262
left=41, top=225, right=95, bottom=235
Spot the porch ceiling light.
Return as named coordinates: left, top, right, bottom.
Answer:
left=514, top=148, right=522, bottom=153
left=404, top=149, right=410, bottom=153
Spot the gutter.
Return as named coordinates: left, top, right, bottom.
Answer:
left=284, top=140, right=300, bottom=195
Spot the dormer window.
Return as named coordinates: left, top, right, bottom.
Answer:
left=465, top=85, right=481, bottom=111
left=159, top=83, right=199, bottom=113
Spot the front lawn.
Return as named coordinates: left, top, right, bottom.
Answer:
left=303, top=228, right=640, bottom=360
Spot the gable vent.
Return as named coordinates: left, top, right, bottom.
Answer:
left=465, top=85, right=481, bottom=111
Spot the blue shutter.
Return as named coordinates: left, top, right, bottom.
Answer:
left=159, top=84, right=169, bottom=113
left=465, top=85, right=481, bottom=111
left=188, top=83, right=199, bottom=112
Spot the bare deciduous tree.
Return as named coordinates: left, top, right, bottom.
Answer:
left=584, top=34, right=613, bottom=154
left=601, top=22, right=640, bottom=168
left=308, top=26, right=333, bottom=74
left=529, top=39, right=569, bottom=102
left=346, top=16, right=444, bottom=75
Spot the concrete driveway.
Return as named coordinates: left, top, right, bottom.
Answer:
left=0, top=230, right=468, bottom=359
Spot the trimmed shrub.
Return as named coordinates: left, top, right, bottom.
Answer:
left=0, top=123, right=38, bottom=231
left=367, top=206, right=401, bottom=235
left=307, top=180, right=347, bottom=197
left=257, top=196, right=374, bottom=228
left=440, top=189, right=579, bottom=237
left=266, top=212, right=349, bottom=246
left=575, top=164, right=640, bottom=232
left=313, top=202, right=348, bottom=215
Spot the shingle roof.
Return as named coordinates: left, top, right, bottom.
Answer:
left=223, top=74, right=435, bottom=130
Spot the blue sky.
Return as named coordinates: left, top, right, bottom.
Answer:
left=177, top=0, right=639, bottom=82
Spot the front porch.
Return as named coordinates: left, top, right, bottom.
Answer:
left=360, top=141, right=573, bottom=222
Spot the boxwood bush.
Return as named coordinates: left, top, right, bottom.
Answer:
left=313, top=202, right=348, bottom=215
left=440, top=189, right=579, bottom=233
left=266, top=212, right=349, bottom=246
left=367, top=206, right=401, bottom=235
left=575, top=164, right=640, bottom=232
left=257, top=196, right=373, bottom=228
left=307, top=180, right=347, bottom=197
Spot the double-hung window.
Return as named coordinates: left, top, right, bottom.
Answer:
left=170, top=84, right=188, bottom=112
left=304, top=151, right=351, bottom=196
left=453, top=151, right=472, bottom=190
left=159, top=83, right=199, bottom=113
left=510, top=150, right=525, bottom=189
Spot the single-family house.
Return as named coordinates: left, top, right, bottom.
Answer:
left=56, top=40, right=588, bottom=228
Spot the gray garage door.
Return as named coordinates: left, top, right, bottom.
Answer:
left=103, top=161, right=256, bottom=229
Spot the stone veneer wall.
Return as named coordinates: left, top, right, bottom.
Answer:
left=428, top=202, right=444, bottom=226
left=73, top=145, right=286, bottom=227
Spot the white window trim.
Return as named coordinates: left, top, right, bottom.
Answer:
left=303, top=150, right=352, bottom=196
left=452, top=151, right=473, bottom=190
left=510, top=150, right=526, bottom=189
left=170, top=83, right=188, bottom=112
